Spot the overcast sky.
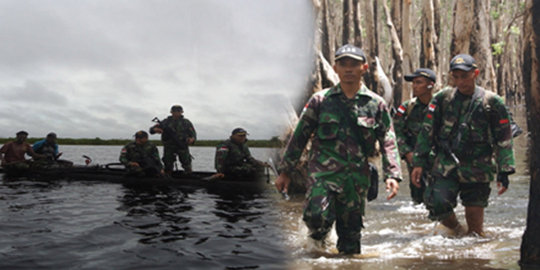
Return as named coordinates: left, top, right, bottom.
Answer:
left=0, top=1, right=313, bottom=140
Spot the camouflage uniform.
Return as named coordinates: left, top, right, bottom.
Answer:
left=150, top=116, right=196, bottom=172
left=120, top=141, right=163, bottom=176
left=413, top=86, right=515, bottom=221
left=394, top=98, right=430, bottom=204
left=215, top=139, right=263, bottom=178
left=279, top=84, right=402, bottom=254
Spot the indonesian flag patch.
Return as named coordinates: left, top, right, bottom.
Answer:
left=396, top=105, right=406, bottom=116
left=428, top=104, right=436, bottom=112
left=218, top=146, right=229, bottom=152
left=499, top=118, right=509, bottom=124
left=426, top=114, right=433, bottom=119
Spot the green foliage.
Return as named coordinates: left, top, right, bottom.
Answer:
left=492, top=41, right=505, bottom=56
left=510, top=26, right=520, bottom=35
left=490, top=9, right=500, bottom=20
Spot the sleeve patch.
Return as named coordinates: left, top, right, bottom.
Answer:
left=499, top=119, right=509, bottom=124
left=397, top=105, right=406, bottom=114
left=426, top=114, right=433, bottom=119
left=218, top=146, right=229, bottom=152
left=428, top=104, right=436, bottom=112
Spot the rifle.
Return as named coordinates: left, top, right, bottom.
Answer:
left=151, top=117, right=188, bottom=150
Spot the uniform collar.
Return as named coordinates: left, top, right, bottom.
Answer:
left=330, top=83, right=369, bottom=99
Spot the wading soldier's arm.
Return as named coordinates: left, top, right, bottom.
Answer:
left=275, top=96, right=319, bottom=193
left=411, top=94, right=441, bottom=186
left=377, top=103, right=403, bottom=199
left=490, top=96, right=516, bottom=195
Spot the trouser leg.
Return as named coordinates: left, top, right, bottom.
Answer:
left=303, top=181, right=335, bottom=241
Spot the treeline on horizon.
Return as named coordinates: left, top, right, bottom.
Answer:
left=0, top=137, right=282, bottom=148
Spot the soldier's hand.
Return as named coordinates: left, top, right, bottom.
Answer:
left=275, top=172, right=291, bottom=193
left=411, top=167, right=423, bottom=188
left=186, top=137, right=195, bottom=145
left=385, top=178, right=399, bottom=200
left=128, top=162, right=140, bottom=167
left=497, top=173, right=509, bottom=195
left=153, top=127, right=163, bottom=134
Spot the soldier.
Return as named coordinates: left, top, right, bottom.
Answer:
left=0, top=131, right=42, bottom=172
left=393, top=68, right=436, bottom=204
left=411, top=54, right=515, bottom=236
left=32, top=132, right=73, bottom=167
left=149, top=105, right=196, bottom=174
left=214, top=128, right=267, bottom=179
left=119, top=131, right=163, bottom=177
left=275, top=44, right=402, bottom=255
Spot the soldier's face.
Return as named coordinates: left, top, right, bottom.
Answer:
left=411, top=77, right=433, bottom=98
left=16, top=134, right=26, bottom=143
left=171, top=111, right=183, bottom=119
left=333, top=58, right=367, bottom=84
left=136, top=137, right=148, bottom=145
left=451, top=69, right=477, bottom=95
left=231, top=134, right=247, bottom=144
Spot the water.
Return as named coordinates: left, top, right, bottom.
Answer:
left=1, top=106, right=531, bottom=269
left=0, top=146, right=289, bottom=270
left=277, top=105, right=529, bottom=270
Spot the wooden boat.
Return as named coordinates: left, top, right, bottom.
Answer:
left=0, top=164, right=270, bottom=192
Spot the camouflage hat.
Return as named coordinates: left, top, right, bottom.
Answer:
left=404, top=68, right=436, bottom=82
left=16, top=130, right=28, bottom=136
left=231, top=128, right=248, bottom=136
left=170, top=105, right=184, bottom=112
left=450, top=54, right=477, bottom=71
left=134, top=130, right=148, bottom=139
left=335, top=44, right=366, bottom=62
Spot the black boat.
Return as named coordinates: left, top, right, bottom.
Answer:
left=0, top=164, right=269, bottom=192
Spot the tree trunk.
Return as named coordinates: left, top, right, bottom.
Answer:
left=420, top=0, right=438, bottom=72
left=352, top=0, right=362, bottom=47
left=470, top=0, right=497, bottom=91
left=342, top=0, right=352, bottom=45
left=401, top=0, right=412, bottom=101
left=321, top=0, right=335, bottom=65
left=383, top=1, right=403, bottom=108
left=361, top=0, right=379, bottom=94
left=451, top=0, right=497, bottom=91
left=520, top=0, right=540, bottom=268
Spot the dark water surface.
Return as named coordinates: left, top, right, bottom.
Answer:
left=0, top=147, right=288, bottom=270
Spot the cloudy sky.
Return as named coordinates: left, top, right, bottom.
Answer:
left=0, top=1, right=314, bottom=140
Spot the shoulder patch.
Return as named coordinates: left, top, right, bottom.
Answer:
left=428, top=104, right=436, bottom=112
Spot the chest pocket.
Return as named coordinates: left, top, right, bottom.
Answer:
left=357, top=116, right=377, bottom=155
left=317, top=112, right=340, bottom=140
left=468, top=108, right=489, bottom=143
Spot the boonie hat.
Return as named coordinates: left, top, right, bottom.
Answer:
left=404, top=68, right=436, bottom=83
left=450, top=54, right=477, bottom=71
left=232, top=128, right=248, bottom=136
left=134, top=130, right=148, bottom=139
left=170, top=105, right=183, bottom=112
left=335, top=44, right=366, bottom=62
left=16, top=130, right=28, bottom=136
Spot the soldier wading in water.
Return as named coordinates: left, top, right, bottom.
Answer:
left=411, top=54, right=515, bottom=237
left=275, top=44, right=402, bottom=255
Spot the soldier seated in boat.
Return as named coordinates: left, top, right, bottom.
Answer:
left=0, top=131, right=43, bottom=173
left=119, top=131, right=164, bottom=177
left=214, top=128, right=268, bottom=180
left=32, top=132, right=73, bottom=168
